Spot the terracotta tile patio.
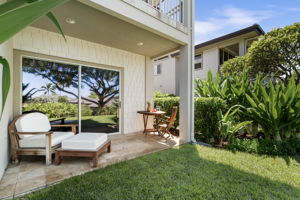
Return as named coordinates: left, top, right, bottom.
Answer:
left=0, top=133, right=179, bottom=199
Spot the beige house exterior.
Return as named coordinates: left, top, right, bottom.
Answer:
left=154, top=24, right=264, bottom=95
left=0, top=0, right=195, bottom=179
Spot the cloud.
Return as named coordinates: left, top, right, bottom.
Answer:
left=286, top=7, right=300, bottom=12
left=195, top=6, right=275, bottom=44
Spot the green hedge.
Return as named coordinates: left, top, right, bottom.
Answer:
left=227, top=138, right=300, bottom=156
left=194, top=97, right=227, bottom=143
left=24, top=103, right=78, bottom=119
left=154, top=96, right=227, bottom=142
left=154, top=97, right=180, bottom=127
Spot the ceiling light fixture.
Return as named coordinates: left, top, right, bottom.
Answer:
left=65, top=18, right=76, bottom=24
left=137, top=42, right=144, bottom=46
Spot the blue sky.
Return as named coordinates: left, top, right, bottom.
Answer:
left=195, top=0, right=300, bottom=44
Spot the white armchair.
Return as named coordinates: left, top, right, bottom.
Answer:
left=8, top=112, right=77, bottom=165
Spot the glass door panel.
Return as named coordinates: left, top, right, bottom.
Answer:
left=22, top=57, right=79, bottom=128
left=80, top=66, right=120, bottom=133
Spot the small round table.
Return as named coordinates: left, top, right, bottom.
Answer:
left=137, top=111, right=166, bottom=135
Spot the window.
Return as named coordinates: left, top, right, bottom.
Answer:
left=154, top=64, right=162, bottom=75
left=195, top=54, right=203, bottom=70
left=219, top=49, right=236, bottom=65
left=195, top=63, right=202, bottom=70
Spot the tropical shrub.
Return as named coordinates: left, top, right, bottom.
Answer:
left=194, top=97, right=227, bottom=143
left=217, top=106, right=252, bottom=144
left=227, top=138, right=300, bottom=156
left=195, top=70, right=252, bottom=113
left=244, top=77, right=300, bottom=141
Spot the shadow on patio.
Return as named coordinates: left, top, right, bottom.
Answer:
left=0, top=133, right=179, bottom=199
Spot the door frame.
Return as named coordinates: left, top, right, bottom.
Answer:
left=13, top=50, right=124, bottom=135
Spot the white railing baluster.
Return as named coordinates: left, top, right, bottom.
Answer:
left=137, top=0, right=183, bottom=24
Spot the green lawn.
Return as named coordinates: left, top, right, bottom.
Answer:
left=20, top=145, right=300, bottom=200
left=66, top=115, right=117, bottom=127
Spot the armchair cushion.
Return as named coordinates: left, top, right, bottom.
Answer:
left=15, top=112, right=51, bottom=139
left=19, top=132, right=74, bottom=148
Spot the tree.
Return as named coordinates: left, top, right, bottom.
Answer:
left=39, top=83, right=56, bottom=95
left=22, top=83, right=38, bottom=103
left=222, top=22, right=300, bottom=84
left=23, top=58, right=119, bottom=108
left=221, top=56, right=248, bottom=76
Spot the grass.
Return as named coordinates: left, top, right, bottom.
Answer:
left=67, top=115, right=117, bottom=127
left=20, top=145, right=300, bottom=200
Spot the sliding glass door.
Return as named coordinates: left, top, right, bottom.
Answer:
left=22, top=57, right=120, bottom=134
left=80, top=66, right=120, bottom=133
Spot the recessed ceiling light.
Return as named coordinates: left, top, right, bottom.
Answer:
left=137, top=42, right=144, bottom=46
left=65, top=18, right=76, bottom=24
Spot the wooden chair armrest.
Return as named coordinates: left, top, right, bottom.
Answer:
left=16, top=131, right=53, bottom=135
left=51, top=124, right=78, bottom=134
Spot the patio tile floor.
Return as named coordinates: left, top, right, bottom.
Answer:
left=0, top=133, right=179, bottom=199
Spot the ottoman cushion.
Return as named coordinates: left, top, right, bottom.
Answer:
left=62, top=133, right=108, bottom=151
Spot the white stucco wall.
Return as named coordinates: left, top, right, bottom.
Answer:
left=153, top=57, right=176, bottom=95
left=0, top=39, right=14, bottom=179
left=13, top=26, right=145, bottom=134
left=194, top=48, right=219, bottom=80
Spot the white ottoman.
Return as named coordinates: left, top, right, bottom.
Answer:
left=55, top=133, right=111, bottom=167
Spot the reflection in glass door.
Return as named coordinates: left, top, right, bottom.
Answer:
left=80, top=66, right=120, bottom=133
left=22, top=57, right=120, bottom=134
left=22, top=57, right=79, bottom=127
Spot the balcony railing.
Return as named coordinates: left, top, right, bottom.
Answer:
left=142, top=0, right=183, bottom=23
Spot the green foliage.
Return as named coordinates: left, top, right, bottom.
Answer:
left=0, top=56, right=10, bottom=119
left=222, top=22, right=300, bottom=84
left=154, top=97, right=179, bottom=127
left=196, top=70, right=300, bottom=144
left=195, top=70, right=252, bottom=109
left=194, top=97, right=227, bottom=143
left=80, top=104, right=92, bottom=117
left=0, top=0, right=68, bottom=43
left=244, top=78, right=300, bottom=141
left=227, top=138, right=300, bottom=156
left=0, top=0, right=67, bottom=120
left=222, top=56, right=248, bottom=75
left=57, top=96, right=68, bottom=103
left=93, top=106, right=118, bottom=116
left=154, top=91, right=175, bottom=98
left=217, top=106, right=252, bottom=143
left=24, top=103, right=77, bottom=119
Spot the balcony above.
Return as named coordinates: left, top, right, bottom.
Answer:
left=122, top=0, right=187, bottom=33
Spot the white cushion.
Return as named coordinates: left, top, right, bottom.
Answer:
left=15, top=113, right=51, bottom=139
left=62, top=133, right=108, bottom=151
left=19, top=132, right=74, bottom=148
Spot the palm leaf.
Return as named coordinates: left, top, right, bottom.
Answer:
left=0, top=0, right=69, bottom=43
left=0, top=56, right=10, bottom=118
left=46, top=12, right=66, bottom=41
left=0, top=0, right=28, bottom=15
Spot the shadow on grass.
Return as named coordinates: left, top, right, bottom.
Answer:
left=20, top=145, right=300, bottom=200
